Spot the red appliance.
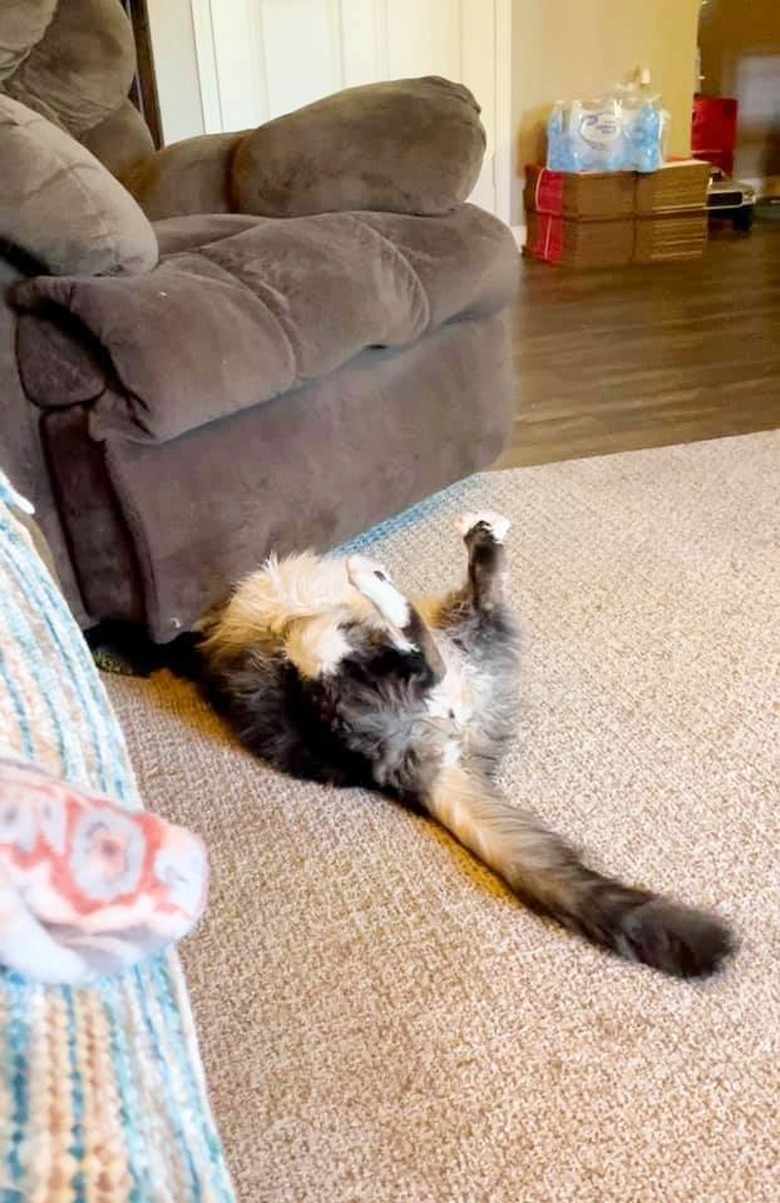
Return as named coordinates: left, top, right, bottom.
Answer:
left=692, top=95, right=738, bottom=177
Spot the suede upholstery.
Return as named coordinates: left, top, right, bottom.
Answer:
left=121, top=131, right=243, bottom=219
left=0, top=2, right=484, bottom=219
left=0, top=259, right=88, bottom=624
left=42, top=316, right=513, bottom=640
left=127, top=77, right=486, bottom=221
left=2, top=0, right=135, bottom=133
left=0, top=0, right=518, bottom=637
left=15, top=206, right=517, bottom=443
left=80, top=98, right=155, bottom=179
left=0, top=0, right=56, bottom=80
left=233, top=76, right=485, bottom=217
left=0, top=93, right=158, bottom=276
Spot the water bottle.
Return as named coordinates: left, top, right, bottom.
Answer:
left=546, top=102, right=568, bottom=171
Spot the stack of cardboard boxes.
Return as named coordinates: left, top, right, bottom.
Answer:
left=524, top=160, right=711, bottom=268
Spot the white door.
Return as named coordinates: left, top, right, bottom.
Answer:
left=182, top=0, right=511, bottom=219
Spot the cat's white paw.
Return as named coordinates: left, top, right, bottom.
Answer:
left=455, top=511, right=511, bottom=543
left=347, top=556, right=409, bottom=628
left=347, top=555, right=392, bottom=590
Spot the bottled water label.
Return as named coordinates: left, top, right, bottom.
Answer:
left=547, top=86, right=669, bottom=173
left=579, top=111, right=622, bottom=147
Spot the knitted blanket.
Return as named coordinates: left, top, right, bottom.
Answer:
left=0, top=476, right=234, bottom=1201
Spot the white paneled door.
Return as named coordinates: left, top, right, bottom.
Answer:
left=184, top=0, right=511, bottom=219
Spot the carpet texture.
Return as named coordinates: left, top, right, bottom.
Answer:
left=105, top=432, right=779, bottom=1203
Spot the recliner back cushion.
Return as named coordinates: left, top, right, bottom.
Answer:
left=0, top=93, right=157, bottom=276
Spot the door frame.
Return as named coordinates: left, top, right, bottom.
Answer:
left=122, top=0, right=163, bottom=147
left=493, top=0, right=513, bottom=225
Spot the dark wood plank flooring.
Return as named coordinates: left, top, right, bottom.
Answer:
left=496, top=220, right=780, bottom=467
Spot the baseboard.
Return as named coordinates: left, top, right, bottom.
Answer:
left=511, top=224, right=526, bottom=250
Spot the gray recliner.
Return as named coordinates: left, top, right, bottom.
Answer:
left=0, top=0, right=518, bottom=640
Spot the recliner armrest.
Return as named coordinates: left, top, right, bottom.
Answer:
left=123, top=76, right=486, bottom=222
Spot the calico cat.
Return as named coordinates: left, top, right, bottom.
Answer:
left=195, top=511, right=733, bottom=979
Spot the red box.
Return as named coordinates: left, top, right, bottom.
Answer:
left=524, top=165, right=635, bottom=219
left=524, top=212, right=635, bottom=268
left=692, top=95, right=737, bottom=177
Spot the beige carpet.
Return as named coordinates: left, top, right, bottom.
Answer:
left=106, top=432, right=780, bottom=1203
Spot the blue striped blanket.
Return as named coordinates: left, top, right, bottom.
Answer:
left=0, top=474, right=234, bottom=1202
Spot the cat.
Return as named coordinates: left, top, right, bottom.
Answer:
left=193, top=511, right=733, bottom=979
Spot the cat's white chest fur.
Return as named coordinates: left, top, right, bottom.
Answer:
left=424, top=634, right=499, bottom=768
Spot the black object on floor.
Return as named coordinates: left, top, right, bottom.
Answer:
left=87, top=622, right=206, bottom=680
left=86, top=621, right=170, bottom=677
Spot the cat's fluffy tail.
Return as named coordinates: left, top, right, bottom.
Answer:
left=424, top=765, right=734, bottom=979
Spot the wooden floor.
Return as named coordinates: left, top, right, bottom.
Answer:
left=496, top=219, right=780, bottom=467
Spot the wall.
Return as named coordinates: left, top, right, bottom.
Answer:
left=148, top=1, right=709, bottom=225
left=698, top=0, right=780, bottom=195
left=147, top=0, right=204, bottom=144
left=148, top=0, right=508, bottom=219
left=510, top=0, right=701, bottom=222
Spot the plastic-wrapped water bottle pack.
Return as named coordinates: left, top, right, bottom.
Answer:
left=547, top=83, right=669, bottom=174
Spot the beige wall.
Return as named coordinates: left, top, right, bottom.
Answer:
left=511, top=0, right=701, bottom=221
left=699, top=0, right=780, bottom=195
left=148, top=0, right=205, bottom=145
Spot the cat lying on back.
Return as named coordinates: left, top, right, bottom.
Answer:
left=193, top=511, right=733, bottom=979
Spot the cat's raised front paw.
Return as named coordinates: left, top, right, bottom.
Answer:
left=347, top=556, right=411, bottom=628
left=455, top=511, right=511, bottom=543
left=346, top=555, right=392, bottom=592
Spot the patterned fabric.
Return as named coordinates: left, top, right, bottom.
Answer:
left=0, top=758, right=209, bottom=984
left=0, top=476, right=234, bottom=1201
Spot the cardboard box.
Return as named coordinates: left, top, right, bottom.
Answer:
left=525, top=208, right=708, bottom=269
left=634, top=159, right=711, bottom=214
left=526, top=160, right=711, bottom=221
left=524, top=166, right=636, bottom=219
left=524, top=211, right=635, bottom=268
left=523, top=161, right=711, bottom=268
left=634, top=211, right=708, bottom=262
